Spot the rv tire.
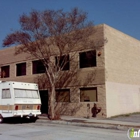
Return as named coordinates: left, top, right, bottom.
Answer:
left=30, top=116, right=37, bottom=122
left=0, top=115, right=3, bottom=123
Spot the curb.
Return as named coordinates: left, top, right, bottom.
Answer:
left=36, top=118, right=136, bottom=130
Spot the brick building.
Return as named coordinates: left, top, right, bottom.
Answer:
left=0, top=24, right=140, bottom=118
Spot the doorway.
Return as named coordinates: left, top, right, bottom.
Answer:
left=39, top=90, right=48, bottom=114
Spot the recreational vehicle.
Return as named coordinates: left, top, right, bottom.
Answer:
left=0, top=81, right=41, bottom=122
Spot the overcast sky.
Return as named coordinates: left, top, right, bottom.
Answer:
left=0, top=0, right=140, bottom=49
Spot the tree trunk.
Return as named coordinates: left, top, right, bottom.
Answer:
left=49, top=84, right=55, bottom=119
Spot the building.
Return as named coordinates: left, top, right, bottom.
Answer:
left=0, top=24, right=140, bottom=118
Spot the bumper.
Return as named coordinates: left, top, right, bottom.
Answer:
left=13, top=110, right=41, bottom=117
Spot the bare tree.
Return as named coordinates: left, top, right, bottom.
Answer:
left=3, top=8, right=99, bottom=119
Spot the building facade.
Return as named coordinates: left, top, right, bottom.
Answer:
left=0, top=24, right=140, bottom=118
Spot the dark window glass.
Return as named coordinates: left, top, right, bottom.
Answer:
left=16, top=63, right=26, bottom=76
left=1, top=65, right=10, bottom=78
left=79, top=50, right=96, bottom=68
left=55, top=55, right=70, bottom=71
left=80, top=87, right=97, bottom=102
left=56, top=89, right=70, bottom=102
left=32, top=60, right=46, bottom=74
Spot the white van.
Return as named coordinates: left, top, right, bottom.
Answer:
left=0, top=81, right=41, bottom=123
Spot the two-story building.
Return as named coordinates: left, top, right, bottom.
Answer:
left=0, top=24, right=140, bottom=118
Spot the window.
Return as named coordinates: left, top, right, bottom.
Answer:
left=14, top=89, right=39, bottom=98
left=2, top=89, right=11, bottom=99
left=56, top=89, right=70, bottom=102
left=55, top=55, right=70, bottom=71
left=16, top=63, right=26, bottom=76
left=79, top=50, right=96, bottom=68
left=32, top=60, right=46, bottom=74
left=80, top=87, right=97, bottom=102
left=1, top=65, right=10, bottom=78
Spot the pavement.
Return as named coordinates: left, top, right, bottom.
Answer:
left=37, top=114, right=140, bottom=130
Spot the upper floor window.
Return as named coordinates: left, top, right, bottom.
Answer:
left=56, top=89, right=70, bottom=102
left=16, top=62, right=26, bottom=76
left=1, top=65, right=10, bottom=78
left=32, top=60, right=46, bottom=74
left=79, top=50, right=96, bottom=68
left=55, top=55, right=70, bottom=71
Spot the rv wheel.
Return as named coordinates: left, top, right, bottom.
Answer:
left=30, top=116, right=37, bottom=123
left=0, top=115, right=3, bottom=123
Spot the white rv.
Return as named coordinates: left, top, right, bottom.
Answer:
left=0, top=81, right=41, bottom=123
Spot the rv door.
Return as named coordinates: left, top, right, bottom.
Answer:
left=1, top=89, right=12, bottom=113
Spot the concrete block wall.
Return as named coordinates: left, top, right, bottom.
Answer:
left=56, top=85, right=106, bottom=118
left=104, top=24, right=140, bottom=117
left=106, top=82, right=140, bottom=117
left=0, top=25, right=106, bottom=118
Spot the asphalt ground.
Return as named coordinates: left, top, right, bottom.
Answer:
left=1, top=113, right=140, bottom=130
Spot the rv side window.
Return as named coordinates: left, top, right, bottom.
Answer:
left=14, top=89, right=39, bottom=98
left=2, top=89, right=11, bottom=99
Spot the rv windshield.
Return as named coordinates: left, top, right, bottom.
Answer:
left=14, top=89, right=39, bottom=98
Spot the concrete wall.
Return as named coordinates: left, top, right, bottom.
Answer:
left=0, top=47, right=35, bottom=82
left=106, top=81, right=140, bottom=117
left=104, top=24, right=140, bottom=117
left=56, top=85, right=106, bottom=118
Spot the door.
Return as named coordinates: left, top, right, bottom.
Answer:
left=1, top=89, right=12, bottom=116
left=39, top=90, right=48, bottom=114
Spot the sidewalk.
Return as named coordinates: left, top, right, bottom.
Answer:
left=37, top=114, right=140, bottom=130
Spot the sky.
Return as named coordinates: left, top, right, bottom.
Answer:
left=0, top=0, right=140, bottom=49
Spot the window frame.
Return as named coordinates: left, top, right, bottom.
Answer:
left=80, top=87, right=97, bottom=102
left=16, top=62, right=26, bottom=76
left=14, top=89, right=39, bottom=99
left=32, top=60, right=46, bottom=74
left=55, top=89, right=70, bottom=102
left=1, top=65, right=10, bottom=78
left=79, top=50, right=96, bottom=68
left=2, top=89, right=11, bottom=99
left=55, top=55, right=70, bottom=71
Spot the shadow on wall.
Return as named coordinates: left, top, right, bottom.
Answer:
left=34, top=50, right=104, bottom=118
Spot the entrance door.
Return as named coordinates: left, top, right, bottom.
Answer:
left=39, top=90, right=48, bottom=114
